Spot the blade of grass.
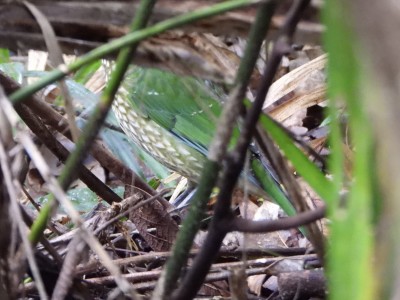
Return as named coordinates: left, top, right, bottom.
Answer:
left=0, top=48, right=10, bottom=63
left=28, top=0, right=157, bottom=245
left=323, top=1, right=375, bottom=299
left=9, top=0, right=261, bottom=104
left=257, top=113, right=335, bottom=203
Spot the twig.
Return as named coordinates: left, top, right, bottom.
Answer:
left=15, top=103, right=121, bottom=204
left=0, top=91, right=140, bottom=299
left=158, top=1, right=277, bottom=297
left=93, top=189, right=171, bottom=235
left=27, top=0, right=157, bottom=246
left=171, top=1, right=311, bottom=299
left=51, top=235, right=86, bottom=300
left=85, top=254, right=316, bottom=285
left=0, top=88, right=48, bottom=300
left=77, top=247, right=308, bottom=276
left=22, top=1, right=80, bottom=142
left=230, top=205, right=325, bottom=233
left=254, top=127, right=325, bottom=262
left=9, top=0, right=263, bottom=104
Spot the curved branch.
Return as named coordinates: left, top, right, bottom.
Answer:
left=230, top=205, right=326, bottom=233
left=172, top=1, right=313, bottom=299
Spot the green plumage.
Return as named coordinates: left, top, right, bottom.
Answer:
left=113, top=67, right=231, bottom=180
left=120, top=67, right=224, bottom=152
left=112, top=66, right=295, bottom=215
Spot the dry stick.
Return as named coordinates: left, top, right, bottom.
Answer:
left=51, top=235, right=86, bottom=300
left=22, top=1, right=80, bottom=142
left=0, top=71, right=161, bottom=202
left=0, top=94, right=48, bottom=300
left=230, top=205, right=325, bottom=232
left=157, top=2, right=278, bottom=298
left=85, top=254, right=316, bottom=285
left=14, top=103, right=121, bottom=204
left=254, top=127, right=325, bottom=262
left=93, top=189, right=171, bottom=235
left=77, top=247, right=307, bottom=276
left=0, top=95, right=140, bottom=299
left=171, top=1, right=312, bottom=299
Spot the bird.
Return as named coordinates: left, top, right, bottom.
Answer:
left=111, top=65, right=293, bottom=213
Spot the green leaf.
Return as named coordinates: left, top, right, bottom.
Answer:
left=0, top=48, right=10, bottom=64
left=73, top=60, right=101, bottom=85
left=323, top=1, right=375, bottom=299
left=38, top=188, right=100, bottom=213
left=257, top=113, right=335, bottom=204
left=148, top=177, right=161, bottom=189
left=251, top=159, right=296, bottom=216
left=0, top=62, right=25, bottom=83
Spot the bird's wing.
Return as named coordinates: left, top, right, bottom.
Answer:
left=121, top=66, right=295, bottom=217
left=122, top=66, right=227, bottom=155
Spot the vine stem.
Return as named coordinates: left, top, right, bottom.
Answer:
left=9, top=0, right=262, bottom=104
left=28, top=0, right=156, bottom=245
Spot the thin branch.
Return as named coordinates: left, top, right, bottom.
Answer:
left=51, top=235, right=86, bottom=300
left=77, top=247, right=308, bottom=276
left=93, top=189, right=171, bottom=235
left=171, top=1, right=311, bottom=299
left=230, top=205, right=326, bottom=233
left=22, top=0, right=80, bottom=142
left=158, top=1, right=277, bottom=297
left=27, top=0, right=157, bottom=245
left=84, top=254, right=316, bottom=285
left=14, top=103, right=121, bottom=204
left=254, top=127, right=325, bottom=262
left=0, top=91, right=140, bottom=299
left=0, top=88, right=48, bottom=300
left=0, top=71, right=161, bottom=201
left=9, top=0, right=263, bottom=104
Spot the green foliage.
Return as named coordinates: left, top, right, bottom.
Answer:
left=251, top=158, right=296, bottom=216
left=257, top=113, right=335, bottom=203
left=0, top=1, right=383, bottom=297
left=323, top=1, right=375, bottom=299
left=148, top=177, right=161, bottom=190
left=0, top=62, right=24, bottom=83
left=38, top=188, right=100, bottom=212
left=0, top=48, right=10, bottom=64
left=0, top=62, right=170, bottom=183
left=121, top=67, right=297, bottom=216
left=73, top=59, right=101, bottom=85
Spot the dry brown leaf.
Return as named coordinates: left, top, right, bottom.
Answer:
left=138, top=32, right=240, bottom=83
left=236, top=201, right=290, bottom=250
left=247, top=273, right=266, bottom=296
left=270, top=85, right=326, bottom=124
left=264, top=54, right=327, bottom=109
left=0, top=1, right=322, bottom=82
